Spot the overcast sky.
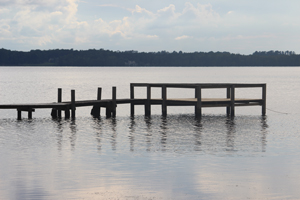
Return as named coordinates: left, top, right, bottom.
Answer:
left=1, top=0, right=299, bottom=54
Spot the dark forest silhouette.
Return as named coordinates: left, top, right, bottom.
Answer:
left=0, top=48, right=299, bottom=66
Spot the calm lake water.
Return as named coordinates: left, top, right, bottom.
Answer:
left=0, top=67, right=300, bottom=200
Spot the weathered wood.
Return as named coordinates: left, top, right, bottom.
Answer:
left=195, top=86, right=202, bottom=118
left=0, top=83, right=267, bottom=119
left=130, top=84, right=134, bottom=117
left=226, top=87, right=230, bottom=116
left=57, top=88, right=62, bottom=118
left=162, top=85, right=167, bottom=117
left=145, top=85, right=151, bottom=116
left=230, top=85, right=235, bottom=117
left=71, top=90, right=76, bottom=119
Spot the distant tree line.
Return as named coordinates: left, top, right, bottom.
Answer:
left=0, top=48, right=300, bottom=66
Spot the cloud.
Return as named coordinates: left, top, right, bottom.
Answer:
left=175, top=35, right=192, bottom=40
left=1, top=1, right=298, bottom=53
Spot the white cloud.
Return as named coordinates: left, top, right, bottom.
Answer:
left=1, top=1, right=300, bottom=53
left=175, top=35, right=192, bottom=40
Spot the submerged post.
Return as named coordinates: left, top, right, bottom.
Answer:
left=226, top=87, right=231, bottom=116
left=262, top=84, right=267, bottom=116
left=195, top=86, right=202, bottom=118
left=162, top=85, right=167, bottom=117
left=112, top=86, right=116, bottom=117
left=17, top=109, right=22, bottom=120
left=58, top=88, right=62, bottom=118
left=91, top=87, right=102, bottom=117
left=71, top=90, right=76, bottom=119
left=130, top=84, right=135, bottom=117
left=145, top=85, right=151, bottom=116
left=230, top=85, right=235, bottom=117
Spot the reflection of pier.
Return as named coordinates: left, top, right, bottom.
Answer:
left=83, top=116, right=269, bottom=154
left=0, top=83, right=266, bottom=120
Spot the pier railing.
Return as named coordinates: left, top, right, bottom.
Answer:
left=130, top=83, right=267, bottom=117
left=0, top=83, right=266, bottom=120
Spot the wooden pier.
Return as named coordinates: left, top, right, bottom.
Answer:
left=0, top=83, right=266, bottom=120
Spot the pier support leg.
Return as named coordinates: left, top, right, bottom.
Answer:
left=71, top=90, right=76, bottom=119
left=130, top=84, right=135, bottom=117
left=230, top=85, right=235, bottom=117
left=28, top=110, right=33, bottom=119
left=106, top=104, right=112, bottom=118
left=17, top=110, right=22, bottom=120
left=262, top=84, right=267, bottom=116
left=91, top=87, right=102, bottom=118
left=57, top=88, right=62, bottom=118
left=145, top=85, right=151, bottom=117
left=195, top=86, right=202, bottom=118
left=226, top=87, right=231, bottom=116
left=51, top=108, right=57, bottom=119
left=65, top=108, right=70, bottom=119
left=112, top=87, right=116, bottom=117
left=162, top=85, right=167, bottom=117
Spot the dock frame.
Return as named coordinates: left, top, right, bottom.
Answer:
left=0, top=83, right=266, bottom=120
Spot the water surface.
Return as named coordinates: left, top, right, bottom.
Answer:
left=0, top=67, right=300, bottom=200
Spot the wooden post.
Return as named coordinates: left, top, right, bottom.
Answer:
left=195, top=86, right=202, bottom=118
left=65, top=108, right=70, bottom=119
left=51, top=108, right=57, bottom=118
left=112, top=86, right=116, bottom=117
left=71, top=90, right=76, bottom=119
left=262, top=84, right=267, bottom=116
left=17, top=109, right=22, bottom=120
left=106, top=103, right=112, bottom=118
left=57, top=88, right=62, bottom=118
left=226, top=87, right=231, bottom=116
left=91, top=87, right=102, bottom=117
left=145, top=85, right=151, bottom=116
left=130, top=84, right=134, bottom=117
left=230, top=85, right=235, bottom=117
left=28, top=109, right=33, bottom=119
left=162, top=85, right=167, bottom=117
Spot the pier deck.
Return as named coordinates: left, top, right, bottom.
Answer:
left=0, top=83, right=266, bottom=120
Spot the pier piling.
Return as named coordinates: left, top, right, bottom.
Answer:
left=91, top=87, right=102, bottom=117
left=71, top=90, right=76, bottom=119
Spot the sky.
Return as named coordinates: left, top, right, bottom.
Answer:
left=0, top=0, right=300, bottom=54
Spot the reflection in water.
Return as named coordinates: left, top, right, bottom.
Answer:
left=128, top=117, right=135, bottom=151
left=110, top=118, right=117, bottom=151
left=92, top=118, right=103, bottom=153
left=144, top=117, right=153, bottom=152
left=260, top=116, right=268, bottom=152
left=50, top=115, right=269, bottom=155
left=159, top=117, right=168, bottom=152
left=88, top=115, right=269, bottom=154
left=225, top=118, right=236, bottom=152
left=193, top=119, right=202, bottom=151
